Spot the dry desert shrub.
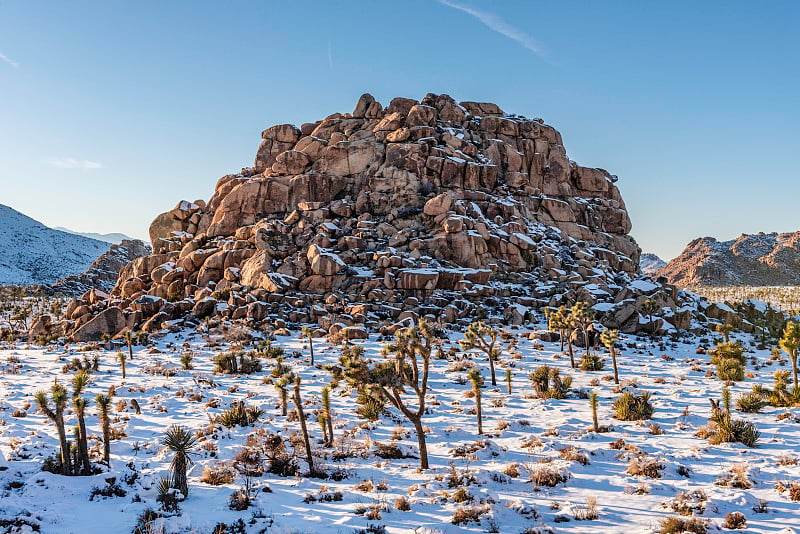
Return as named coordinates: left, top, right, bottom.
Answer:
left=626, top=455, right=664, bottom=478
left=200, top=462, right=236, bottom=485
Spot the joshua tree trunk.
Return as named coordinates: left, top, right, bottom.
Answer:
left=293, top=378, right=315, bottom=474
left=474, top=387, right=483, bottom=435
left=322, top=386, right=334, bottom=447
left=74, top=402, right=92, bottom=474
left=590, top=392, right=599, bottom=433
left=411, top=417, right=429, bottom=470
left=55, top=413, right=72, bottom=475
left=610, top=347, right=619, bottom=384
left=583, top=329, right=592, bottom=357
left=96, top=394, right=111, bottom=465
left=566, top=335, right=576, bottom=369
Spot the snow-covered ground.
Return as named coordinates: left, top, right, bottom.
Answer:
left=1, top=325, right=799, bottom=533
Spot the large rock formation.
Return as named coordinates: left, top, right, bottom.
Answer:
left=60, top=93, right=686, bottom=339
left=640, top=253, right=667, bottom=277
left=53, top=239, right=151, bottom=295
left=660, top=232, right=800, bottom=287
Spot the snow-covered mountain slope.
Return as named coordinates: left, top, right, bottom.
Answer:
left=53, top=227, right=133, bottom=245
left=0, top=204, right=111, bottom=285
left=640, top=252, right=667, bottom=277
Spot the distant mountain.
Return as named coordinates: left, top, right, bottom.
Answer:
left=0, top=204, right=111, bottom=285
left=640, top=253, right=667, bottom=277
left=659, top=232, right=800, bottom=286
left=53, top=227, right=133, bottom=245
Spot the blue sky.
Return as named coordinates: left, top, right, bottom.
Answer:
left=1, top=1, right=798, bottom=260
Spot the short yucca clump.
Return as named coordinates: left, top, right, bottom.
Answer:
left=529, top=365, right=572, bottom=399
left=216, top=401, right=264, bottom=428
left=613, top=391, right=654, bottom=421
left=736, top=387, right=768, bottom=413
left=706, top=398, right=760, bottom=447
left=213, top=350, right=262, bottom=375
left=579, top=352, right=604, bottom=371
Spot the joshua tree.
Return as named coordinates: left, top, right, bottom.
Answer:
left=274, top=375, right=289, bottom=416
left=717, top=323, right=734, bottom=344
left=460, top=321, right=500, bottom=386
left=505, top=368, right=512, bottom=395
left=124, top=330, right=134, bottom=360
left=467, top=368, right=483, bottom=435
left=301, top=326, right=315, bottom=366
left=163, top=425, right=197, bottom=497
left=548, top=306, right=570, bottom=352
left=339, top=320, right=436, bottom=469
left=72, top=370, right=92, bottom=474
left=569, top=302, right=595, bottom=358
left=590, top=391, right=599, bottom=432
left=321, top=385, right=334, bottom=447
left=780, top=320, right=800, bottom=391
left=641, top=299, right=661, bottom=335
left=35, top=383, right=71, bottom=475
left=600, top=329, right=620, bottom=384
left=95, top=393, right=112, bottom=465
left=292, top=374, right=315, bottom=473
left=117, top=351, right=127, bottom=379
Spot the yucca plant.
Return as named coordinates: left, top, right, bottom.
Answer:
left=590, top=391, right=599, bottom=432
left=274, top=375, right=290, bottom=416
left=467, top=368, right=483, bottom=435
left=216, top=401, right=264, bottom=428
left=600, top=329, right=620, bottom=383
left=529, top=365, right=572, bottom=399
left=163, top=425, right=198, bottom=497
left=180, top=351, right=193, bottom=370
left=95, top=393, right=112, bottom=465
left=613, top=391, right=654, bottom=421
left=779, top=320, right=800, bottom=390
left=35, top=383, right=71, bottom=475
left=117, top=351, right=127, bottom=379
left=124, top=330, right=134, bottom=361
left=302, top=326, right=315, bottom=366
left=321, top=385, right=334, bottom=447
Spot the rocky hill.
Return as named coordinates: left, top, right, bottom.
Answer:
left=659, top=232, right=800, bottom=286
left=640, top=252, right=667, bottom=277
left=0, top=204, right=110, bottom=284
left=58, top=93, right=689, bottom=341
left=52, top=239, right=151, bottom=295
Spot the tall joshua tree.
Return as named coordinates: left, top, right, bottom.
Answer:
left=72, top=370, right=92, bottom=474
left=600, top=329, right=620, bottom=384
left=292, top=374, right=315, bottom=474
left=589, top=391, right=599, bottom=433
left=321, top=385, right=334, bottom=447
left=548, top=306, right=570, bottom=353
left=339, top=320, right=436, bottom=469
left=117, top=351, right=127, bottom=379
left=569, top=302, right=595, bottom=358
left=125, top=330, right=134, bottom=361
left=35, top=383, right=71, bottom=475
left=467, top=368, right=483, bottom=435
left=95, top=393, right=112, bottom=465
left=163, top=425, right=197, bottom=497
left=641, top=299, right=661, bottom=335
left=301, top=326, right=315, bottom=366
left=779, top=320, right=800, bottom=391
left=460, top=321, right=500, bottom=386
left=274, top=375, right=289, bottom=416
left=716, top=323, right=734, bottom=344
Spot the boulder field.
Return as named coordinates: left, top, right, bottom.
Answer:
left=56, top=93, right=691, bottom=341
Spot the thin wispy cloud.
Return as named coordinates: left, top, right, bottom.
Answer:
left=438, top=0, right=547, bottom=58
left=50, top=158, right=104, bottom=170
left=0, top=52, right=19, bottom=68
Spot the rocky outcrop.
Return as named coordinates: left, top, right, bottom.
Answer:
left=53, top=240, right=151, bottom=295
left=660, top=232, right=800, bottom=287
left=60, top=93, right=687, bottom=339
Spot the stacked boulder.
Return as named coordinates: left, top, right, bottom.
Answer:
left=59, top=93, right=686, bottom=340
